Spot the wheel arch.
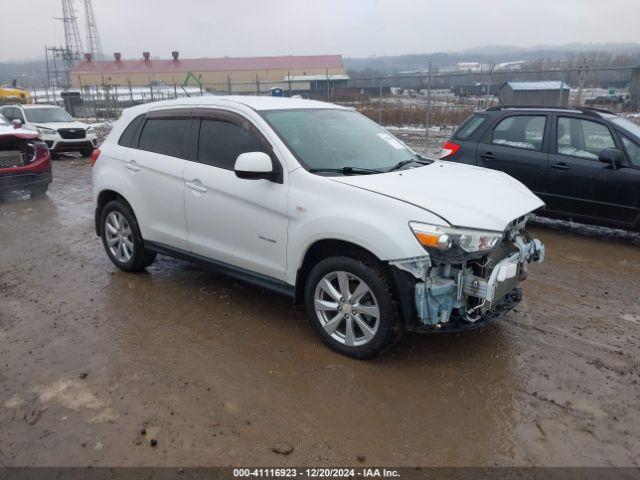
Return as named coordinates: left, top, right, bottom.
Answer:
left=94, top=189, right=135, bottom=236
left=294, top=239, right=385, bottom=304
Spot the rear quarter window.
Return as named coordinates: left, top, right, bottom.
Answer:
left=453, top=114, right=487, bottom=140
left=118, top=114, right=145, bottom=147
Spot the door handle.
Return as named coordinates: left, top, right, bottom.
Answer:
left=186, top=181, right=207, bottom=193
left=551, top=163, right=570, bottom=171
left=125, top=161, right=140, bottom=172
left=480, top=152, right=495, bottom=160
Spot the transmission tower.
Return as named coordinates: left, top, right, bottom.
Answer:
left=59, top=0, right=84, bottom=58
left=84, top=0, right=104, bottom=61
left=54, top=0, right=84, bottom=84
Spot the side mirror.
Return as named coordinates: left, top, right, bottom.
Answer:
left=598, top=148, right=623, bottom=168
left=234, top=152, right=274, bottom=181
left=11, top=119, right=22, bottom=129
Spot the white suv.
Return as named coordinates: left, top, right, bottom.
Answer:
left=0, top=104, right=98, bottom=156
left=92, top=96, right=545, bottom=358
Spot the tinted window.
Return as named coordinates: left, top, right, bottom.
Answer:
left=197, top=119, right=268, bottom=170
left=557, top=117, right=615, bottom=160
left=454, top=114, right=487, bottom=140
left=118, top=114, right=144, bottom=147
left=621, top=136, right=640, bottom=166
left=491, top=115, right=546, bottom=151
left=138, top=118, right=187, bottom=157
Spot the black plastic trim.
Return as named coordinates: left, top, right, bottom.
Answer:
left=144, top=240, right=295, bottom=298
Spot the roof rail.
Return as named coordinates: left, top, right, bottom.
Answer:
left=485, top=105, right=614, bottom=118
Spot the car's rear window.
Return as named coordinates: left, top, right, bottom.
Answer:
left=453, top=114, right=487, bottom=140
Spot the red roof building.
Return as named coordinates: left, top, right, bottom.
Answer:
left=70, top=53, right=347, bottom=91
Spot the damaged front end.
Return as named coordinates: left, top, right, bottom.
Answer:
left=390, top=216, right=544, bottom=331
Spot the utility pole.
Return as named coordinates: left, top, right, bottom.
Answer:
left=576, top=58, right=587, bottom=107
left=425, top=61, right=432, bottom=142
left=84, top=0, right=104, bottom=61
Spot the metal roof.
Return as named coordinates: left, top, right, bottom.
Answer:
left=503, top=81, right=570, bottom=91
left=71, top=55, right=344, bottom=75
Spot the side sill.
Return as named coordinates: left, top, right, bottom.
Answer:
left=144, top=240, right=296, bottom=299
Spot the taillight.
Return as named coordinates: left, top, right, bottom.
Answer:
left=90, top=148, right=101, bottom=167
left=440, top=141, right=460, bottom=159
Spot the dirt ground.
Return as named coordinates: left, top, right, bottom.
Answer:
left=1, top=145, right=639, bottom=467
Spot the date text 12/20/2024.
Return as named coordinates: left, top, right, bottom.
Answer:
left=233, top=468, right=401, bottom=478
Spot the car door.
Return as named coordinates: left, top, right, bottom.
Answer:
left=475, top=114, right=549, bottom=195
left=546, top=115, right=637, bottom=225
left=128, top=109, right=190, bottom=250
left=616, top=133, right=640, bottom=226
left=183, top=109, right=288, bottom=281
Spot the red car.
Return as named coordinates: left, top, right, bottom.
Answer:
left=0, top=114, right=52, bottom=197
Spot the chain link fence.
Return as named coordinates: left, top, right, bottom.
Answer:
left=28, top=66, right=640, bottom=132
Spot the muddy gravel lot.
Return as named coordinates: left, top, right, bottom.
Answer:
left=1, top=144, right=639, bottom=467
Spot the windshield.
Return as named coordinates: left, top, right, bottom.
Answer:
left=0, top=114, right=8, bottom=126
left=261, top=108, right=420, bottom=174
left=25, top=107, right=74, bottom=123
left=611, top=117, right=640, bottom=139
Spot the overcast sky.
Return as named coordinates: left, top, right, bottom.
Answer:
left=1, top=0, right=638, bottom=62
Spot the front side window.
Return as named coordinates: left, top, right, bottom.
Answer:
left=138, top=118, right=187, bottom=157
left=197, top=119, right=268, bottom=170
left=490, top=115, right=546, bottom=152
left=621, top=136, right=640, bottom=166
left=24, top=107, right=73, bottom=123
left=557, top=117, right=615, bottom=160
left=261, top=108, right=420, bottom=173
left=0, top=113, right=9, bottom=125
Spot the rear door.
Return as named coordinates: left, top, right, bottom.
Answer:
left=546, top=115, right=638, bottom=225
left=128, top=109, right=190, bottom=249
left=444, top=113, right=489, bottom=164
left=183, top=108, right=289, bottom=281
left=475, top=113, right=549, bottom=195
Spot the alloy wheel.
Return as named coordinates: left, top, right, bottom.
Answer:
left=313, top=271, right=380, bottom=347
left=104, top=211, right=134, bottom=263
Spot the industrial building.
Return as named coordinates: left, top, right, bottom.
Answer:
left=499, top=81, right=570, bottom=106
left=70, top=53, right=349, bottom=94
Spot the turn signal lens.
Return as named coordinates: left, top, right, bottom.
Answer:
left=410, top=222, right=502, bottom=253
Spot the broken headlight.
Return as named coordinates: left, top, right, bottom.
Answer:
left=410, top=222, right=502, bottom=254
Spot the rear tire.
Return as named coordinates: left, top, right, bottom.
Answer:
left=304, top=256, right=402, bottom=359
left=100, top=199, right=156, bottom=272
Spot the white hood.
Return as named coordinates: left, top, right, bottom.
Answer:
left=33, top=121, right=88, bottom=131
left=329, top=161, right=545, bottom=232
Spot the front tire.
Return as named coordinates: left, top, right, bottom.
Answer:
left=100, top=199, right=156, bottom=272
left=304, top=256, right=401, bottom=359
left=81, top=148, right=94, bottom=158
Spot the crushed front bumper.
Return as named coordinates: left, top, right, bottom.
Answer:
left=389, top=232, right=544, bottom=332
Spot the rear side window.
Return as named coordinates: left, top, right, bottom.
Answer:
left=490, top=115, right=546, bottom=152
left=197, top=119, right=268, bottom=170
left=453, top=114, right=487, bottom=140
left=118, top=114, right=144, bottom=147
left=557, top=117, right=615, bottom=160
left=138, top=118, right=187, bottom=157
